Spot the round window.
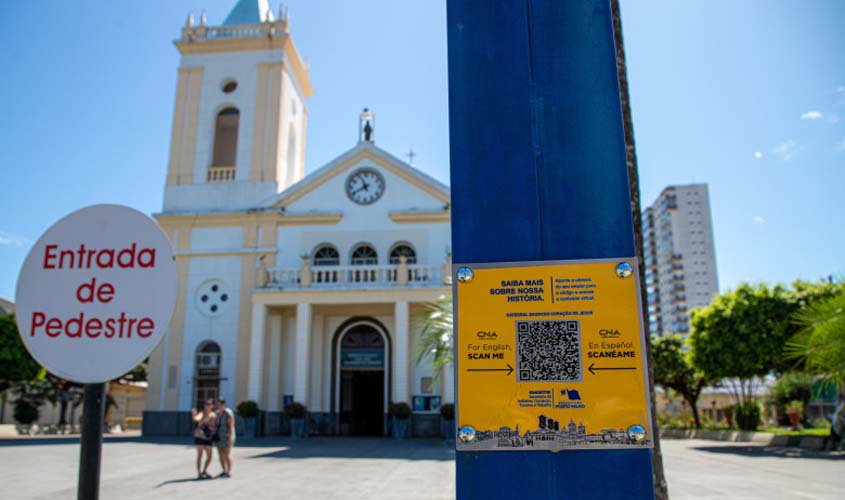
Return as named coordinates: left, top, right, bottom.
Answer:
left=196, top=280, right=231, bottom=317
left=221, top=80, right=238, bottom=94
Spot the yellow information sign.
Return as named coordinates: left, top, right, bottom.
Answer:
left=454, top=259, right=652, bottom=452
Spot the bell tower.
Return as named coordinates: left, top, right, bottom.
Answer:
left=162, top=0, right=313, bottom=212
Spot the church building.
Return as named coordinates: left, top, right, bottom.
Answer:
left=143, top=0, right=453, bottom=437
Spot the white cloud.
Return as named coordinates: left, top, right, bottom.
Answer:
left=0, top=230, right=31, bottom=247
left=801, top=111, right=823, bottom=120
left=771, top=140, right=801, bottom=161
left=837, top=137, right=845, bottom=152
left=754, top=151, right=763, bottom=159
left=753, top=216, right=765, bottom=224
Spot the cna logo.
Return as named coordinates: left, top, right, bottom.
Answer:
left=557, top=388, right=586, bottom=409
left=476, top=331, right=498, bottom=341
left=560, top=389, right=582, bottom=401
left=599, top=328, right=621, bottom=339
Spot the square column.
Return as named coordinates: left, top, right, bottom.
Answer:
left=393, top=301, right=409, bottom=403
left=443, top=361, right=455, bottom=404
left=267, top=314, right=283, bottom=411
left=294, top=303, right=311, bottom=405
left=247, top=303, right=267, bottom=404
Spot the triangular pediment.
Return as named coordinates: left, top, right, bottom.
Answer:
left=264, top=142, right=450, bottom=210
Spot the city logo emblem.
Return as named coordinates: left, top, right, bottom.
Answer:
left=476, top=331, right=498, bottom=340
left=556, top=388, right=586, bottom=409
left=599, top=328, right=621, bottom=339
left=560, top=389, right=581, bottom=401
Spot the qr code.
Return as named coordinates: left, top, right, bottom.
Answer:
left=516, top=320, right=582, bottom=382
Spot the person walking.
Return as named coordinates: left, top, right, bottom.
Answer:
left=215, top=399, right=236, bottom=478
left=825, top=398, right=845, bottom=451
left=191, top=400, right=217, bottom=479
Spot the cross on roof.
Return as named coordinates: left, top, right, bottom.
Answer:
left=406, top=147, right=416, bottom=166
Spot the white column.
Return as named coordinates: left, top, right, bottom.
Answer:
left=247, top=303, right=267, bottom=404
left=443, top=361, right=455, bottom=404
left=294, top=303, right=311, bottom=405
left=393, top=301, right=409, bottom=403
left=267, top=314, right=283, bottom=411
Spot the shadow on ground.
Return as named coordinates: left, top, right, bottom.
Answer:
left=693, top=445, right=845, bottom=461
left=247, top=437, right=455, bottom=461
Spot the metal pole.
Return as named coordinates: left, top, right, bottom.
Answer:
left=448, top=0, right=654, bottom=498
left=78, top=383, right=106, bottom=500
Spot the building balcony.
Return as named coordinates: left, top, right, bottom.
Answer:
left=263, top=260, right=450, bottom=291
left=207, top=165, right=236, bottom=183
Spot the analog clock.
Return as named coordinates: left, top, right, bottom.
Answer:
left=345, top=168, right=385, bottom=205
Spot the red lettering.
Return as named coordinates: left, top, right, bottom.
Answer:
left=46, top=318, right=62, bottom=337
left=137, top=318, right=154, bottom=337
left=96, top=249, right=115, bottom=268
left=31, top=312, right=46, bottom=335
left=66, top=313, right=83, bottom=338
left=97, top=283, right=115, bottom=303
left=43, top=246, right=58, bottom=269
left=105, top=318, right=116, bottom=338
left=76, top=277, right=96, bottom=303
left=137, top=247, right=156, bottom=268
left=86, top=318, right=102, bottom=338
left=59, top=249, right=74, bottom=268
left=117, top=244, right=136, bottom=268
left=28, top=312, right=157, bottom=339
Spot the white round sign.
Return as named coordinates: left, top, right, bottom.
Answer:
left=15, top=205, right=177, bottom=383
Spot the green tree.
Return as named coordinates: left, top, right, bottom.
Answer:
left=690, top=283, right=793, bottom=405
left=652, top=334, right=708, bottom=429
left=413, top=294, right=453, bottom=380
left=0, top=315, right=41, bottom=391
left=786, top=291, right=845, bottom=385
left=0, top=314, right=43, bottom=423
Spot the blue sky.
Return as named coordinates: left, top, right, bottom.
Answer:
left=1, top=1, right=843, bottom=301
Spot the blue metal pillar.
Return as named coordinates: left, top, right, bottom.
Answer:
left=448, top=1, right=654, bottom=498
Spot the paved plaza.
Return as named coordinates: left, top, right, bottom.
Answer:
left=0, top=435, right=842, bottom=499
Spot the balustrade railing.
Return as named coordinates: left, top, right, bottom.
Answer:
left=207, top=165, right=236, bottom=183
left=265, top=263, right=448, bottom=289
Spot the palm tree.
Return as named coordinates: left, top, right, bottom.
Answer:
left=413, top=293, right=453, bottom=380
left=787, top=292, right=845, bottom=385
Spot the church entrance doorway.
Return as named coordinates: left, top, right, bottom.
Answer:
left=337, top=323, right=386, bottom=436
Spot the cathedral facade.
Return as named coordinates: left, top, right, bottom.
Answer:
left=143, top=0, right=453, bottom=437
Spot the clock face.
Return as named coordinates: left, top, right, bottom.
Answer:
left=345, top=168, right=385, bottom=205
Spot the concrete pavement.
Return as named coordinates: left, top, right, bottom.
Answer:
left=1, top=435, right=842, bottom=499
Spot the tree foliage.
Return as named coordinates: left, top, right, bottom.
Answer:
left=0, top=315, right=41, bottom=392
left=413, top=294, right=453, bottom=380
left=690, top=283, right=794, bottom=403
left=652, top=334, right=708, bottom=428
left=786, top=291, right=845, bottom=385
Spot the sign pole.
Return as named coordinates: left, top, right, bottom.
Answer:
left=78, top=383, right=106, bottom=500
left=447, top=1, right=654, bottom=498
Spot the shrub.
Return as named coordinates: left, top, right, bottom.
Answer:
left=13, top=400, right=39, bottom=425
left=440, top=403, right=455, bottom=420
left=236, top=400, right=259, bottom=418
left=734, top=401, right=761, bottom=431
left=388, top=402, right=412, bottom=420
left=284, top=402, right=307, bottom=419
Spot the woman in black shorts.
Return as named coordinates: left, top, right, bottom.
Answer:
left=191, top=400, right=217, bottom=479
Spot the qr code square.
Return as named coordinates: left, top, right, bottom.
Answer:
left=516, top=320, right=582, bottom=382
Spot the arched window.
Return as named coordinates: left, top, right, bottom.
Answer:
left=313, top=244, right=339, bottom=283
left=389, top=244, right=417, bottom=265
left=350, top=244, right=378, bottom=265
left=212, top=107, right=239, bottom=167
left=194, top=341, right=221, bottom=409
left=313, top=245, right=340, bottom=266
left=350, top=244, right=377, bottom=282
